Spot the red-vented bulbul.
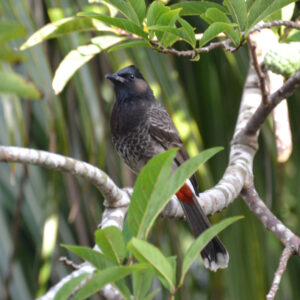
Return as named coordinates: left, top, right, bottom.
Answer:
left=106, top=65, right=228, bottom=271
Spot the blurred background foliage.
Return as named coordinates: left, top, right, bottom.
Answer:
left=0, top=0, right=300, bottom=299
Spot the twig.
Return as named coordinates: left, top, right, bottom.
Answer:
left=247, top=36, right=268, bottom=104
left=250, top=20, right=300, bottom=34
left=241, top=185, right=300, bottom=253
left=150, top=39, right=237, bottom=57
left=266, top=247, right=295, bottom=300
left=59, top=257, right=81, bottom=270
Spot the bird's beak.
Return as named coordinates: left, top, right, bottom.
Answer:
left=105, top=73, right=125, bottom=83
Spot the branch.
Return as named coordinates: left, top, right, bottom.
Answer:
left=266, top=247, right=295, bottom=300
left=150, top=39, right=237, bottom=57
left=241, top=185, right=300, bottom=253
left=250, top=20, right=300, bottom=34
left=244, top=68, right=300, bottom=136
left=247, top=35, right=268, bottom=104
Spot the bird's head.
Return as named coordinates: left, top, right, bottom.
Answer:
left=105, top=65, right=153, bottom=100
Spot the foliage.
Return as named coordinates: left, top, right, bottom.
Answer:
left=20, top=0, right=298, bottom=94
left=58, top=149, right=242, bottom=299
left=0, top=20, right=41, bottom=99
left=1, top=0, right=300, bottom=299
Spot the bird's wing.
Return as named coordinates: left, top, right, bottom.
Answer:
left=148, top=103, right=199, bottom=192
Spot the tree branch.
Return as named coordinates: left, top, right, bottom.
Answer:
left=241, top=185, right=300, bottom=253
left=250, top=20, right=300, bottom=34
left=244, top=68, right=300, bottom=136
left=266, top=247, right=295, bottom=300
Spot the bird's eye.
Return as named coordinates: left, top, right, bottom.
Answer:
left=129, top=74, right=134, bottom=79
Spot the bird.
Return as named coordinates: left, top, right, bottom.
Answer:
left=106, top=65, right=229, bottom=271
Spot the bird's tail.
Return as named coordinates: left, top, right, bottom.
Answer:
left=176, top=183, right=229, bottom=272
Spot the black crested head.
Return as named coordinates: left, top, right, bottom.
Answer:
left=105, top=65, right=154, bottom=101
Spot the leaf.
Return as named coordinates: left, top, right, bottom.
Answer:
left=0, top=21, right=26, bottom=42
left=0, top=70, right=41, bottom=99
left=224, top=0, right=247, bottom=31
left=165, top=148, right=223, bottom=205
left=78, top=12, right=146, bottom=38
left=179, top=216, right=244, bottom=286
left=199, top=22, right=235, bottom=47
left=246, top=0, right=297, bottom=33
left=54, top=273, right=90, bottom=300
left=108, top=39, right=149, bottom=52
left=127, top=148, right=178, bottom=239
left=101, top=0, right=143, bottom=24
left=52, top=35, right=124, bottom=94
left=95, top=226, right=127, bottom=264
left=155, top=9, right=182, bottom=47
left=61, top=244, right=115, bottom=269
left=20, top=16, right=114, bottom=50
left=171, top=1, right=227, bottom=15
left=144, top=289, right=160, bottom=300
left=133, top=269, right=155, bottom=300
left=146, top=1, right=169, bottom=27
left=127, top=0, right=146, bottom=24
left=114, top=280, right=132, bottom=300
left=204, top=8, right=240, bottom=45
left=128, top=238, right=175, bottom=291
left=128, top=147, right=222, bottom=240
left=148, top=25, right=195, bottom=48
left=178, top=17, right=196, bottom=48
left=73, top=264, right=148, bottom=300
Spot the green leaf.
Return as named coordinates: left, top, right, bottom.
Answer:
left=144, top=289, right=160, bottom=300
left=0, top=70, right=41, bottom=99
left=128, top=147, right=222, bottom=240
left=73, top=264, right=148, bottom=300
left=114, top=280, right=132, bottom=300
left=148, top=25, right=195, bottom=48
left=155, top=9, right=181, bottom=47
left=224, top=0, right=247, bottom=31
left=0, top=21, right=26, bottom=42
left=146, top=1, right=169, bottom=27
left=128, top=238, right=175, bottom=291
left=102, top=0, right=144, bottom=24
left=20, top=16, right=114, bottom=50
left=133, top=269, right=155, bottom=300
left=199, top=22, right=235, bottom=47
left=165, top=147, right=223, bottom=203
left=108, top=39, right=149, bottom=52
left=171, top=1, right=227, bottom=15
left=204, top=8, right=240, bottom=45
left=127, top=148, right=178, bottom=239
left=127, top=0, right=146, bottom=24
left=246, top=0, right=297, bottom=33
left=52, top=35, right=124, bottom=94
left=284, top=31, right=300, bottom=42
left=61, top=244, right=116, bottom=269
left=78, top=12, right=146, bottom=38
left=54, top=274, right=90, bottom=300
left=95, top=226, right=127, bottom=264
left=179, top=216, right=244, bottom=286
left=178, top=17, right=196, bottom=48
